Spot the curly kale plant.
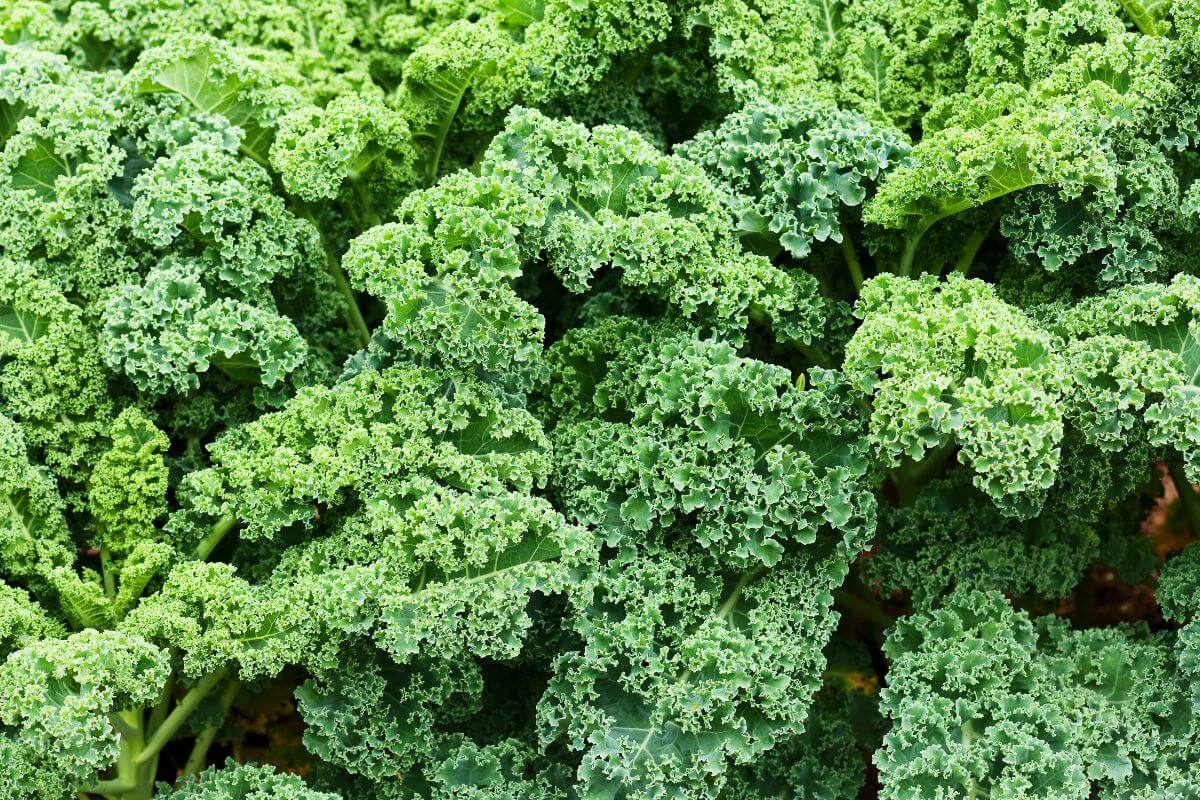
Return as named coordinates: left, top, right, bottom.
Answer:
left=1, top=0, right=1200, bottom=798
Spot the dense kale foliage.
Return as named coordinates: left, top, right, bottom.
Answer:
left=1, top=0, right=1200, bottom=798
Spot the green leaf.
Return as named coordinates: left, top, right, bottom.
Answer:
left=0, top=304, right=48, bottom=347
left=10, top=136, right=74, bottom=199
left=808, top=0, right=845, bottom=48
left=1116, top=0, right=1167, bottom=34
left=406, top=54, right=494, bottom=186
left=0, top=99, right=26, bottom=146
left=859, top=41, right=890, bottom=112
left=496, top=0, right=544, bottom=26
left=134, top=37, right=276, bottom=165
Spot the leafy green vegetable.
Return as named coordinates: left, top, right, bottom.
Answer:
left=0, top=1, right=1199, bottom=798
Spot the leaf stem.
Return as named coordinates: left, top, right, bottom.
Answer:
left=899, top=211, right=957, bottom=277
left=962, top=721, right=981, bottom=800
left=953, top=209, right=1000, bottom=276
left=107, top=712, right=139, bottom=739
left=322, top=242, right=372, bottom=348
left=833, top=588, right=894, bottom=630
left=1117, top=0, right=1161, bottom=34
left=79, top=780, right=136, bottom=796
left=1167, top=459, right=1200, bottom=535
left=890, top=439, right=957, bottom=505
left=839, top=221, right=865, bottom=292
left=112, top=709, right=151, bottom=800
left=100, top=546, right=115, bottom=600
left=898, top=235, right=920, bottom=277
left=196, top=515, right=237, bottom=561
left=135, top=669, right=228, bottom=766
left=147, top=672, right=175, bottom=735
left=293, top=204, right=371, bottom=348
left=183, top=678, right=241, bottom=776
left=794, top=341, right=833, bottom=369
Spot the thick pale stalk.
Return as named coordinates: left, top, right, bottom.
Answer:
left=135, top=670, right=228, bottom=767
